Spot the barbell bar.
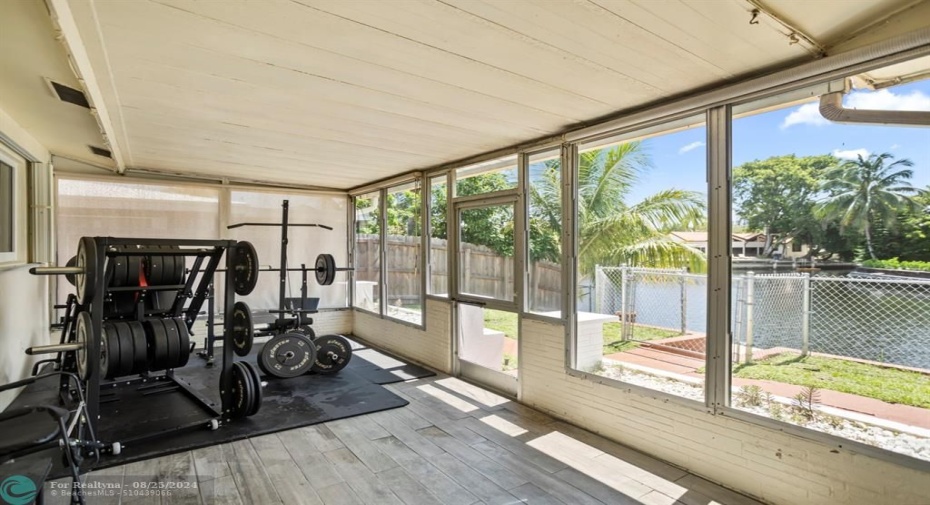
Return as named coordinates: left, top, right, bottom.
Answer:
left=206, top=253, right=353, bottom=286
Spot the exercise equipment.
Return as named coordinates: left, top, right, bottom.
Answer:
left=258, top=332, right=316, bottom=378
left=231, top=241, right=259, bottom=296
left=231, top=301, right=255, bottom=357
left=311, top=334, right=353, bottom=375
left=27, top=236, right=263, bottom=463
left=200, top=200, right=352, bottom=374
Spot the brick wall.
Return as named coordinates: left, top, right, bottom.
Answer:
left=352, top=298, right=452, bottom=373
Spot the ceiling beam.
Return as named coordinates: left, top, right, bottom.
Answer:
left=45, top=0, right=128, bottom=173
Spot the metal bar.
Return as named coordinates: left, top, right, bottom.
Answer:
left=102, top=238, right=233, bottom=247
left=108, top=284, right=185, bottom=293
left=801, top=273, right=811, bottom=357
left=227, top=222, right=333, bottom=230
left=745, top=272, right=756, bottom=364
left=185, top=247, right=227, bottom=330
left=30, top=266, right=83, bottom=275
left=706, top=105, right=732, bottom=411
left=87, top=238, right=105, bottom=427
left=26, top=342, right=83, bottom=355
left=280, top=200, right=290, bottom=316
left=172, top=255, right=205, bottom=318
left=221, top=242, right=236, bottom=421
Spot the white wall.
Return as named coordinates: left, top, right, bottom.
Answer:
left=0, top=106, right=51, bottom=411
left=352, top=298, right=452, bottom=373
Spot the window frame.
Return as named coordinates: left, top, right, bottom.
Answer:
left=382, top=179, right=426, bottom=329
left=0, top=141, right=28, bottom=267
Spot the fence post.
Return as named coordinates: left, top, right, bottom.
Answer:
left=801, top=273, right=811, bottom=357
left=594, top=265, right=602, bottom=314
left=745, top=271, right=755, bottom=363
left=620, top=265, right=630, bottom=341
left=680, top=268, right=687, bottom=336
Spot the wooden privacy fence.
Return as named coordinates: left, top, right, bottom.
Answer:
left=356, top=235, right=561, bottom=310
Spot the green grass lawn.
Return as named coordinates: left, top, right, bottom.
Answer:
left=483, top=309, right=519, bottom=340
left=602, top=322, right=680, bottom=354
left=734, top=352, right=930, bottom=408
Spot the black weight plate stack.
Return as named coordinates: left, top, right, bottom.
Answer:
left=144, top=319, right=171, bottom=371
left=104, top=294, right=136, bottom=319
left=231, top=301, right=254, bottom=357
left=126, top=320, right=148, bottom=374
left=315, top=253, right=336, bottom=286
left=168, top=318, right=191, bottom=368
left=232, top=241, right=259, bottom=296
left=311, top=334, right=353, bottom=375
left=240, top=361, right=263, bottom=417
left=230, top=362, right=254, bottom=419
left=258, top=333, right=316, bottom=379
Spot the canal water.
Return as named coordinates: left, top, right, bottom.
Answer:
left=602, top=268, right=930, bottom=369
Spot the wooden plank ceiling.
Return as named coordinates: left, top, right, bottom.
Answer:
left=42, top=0, right=930, bottom=188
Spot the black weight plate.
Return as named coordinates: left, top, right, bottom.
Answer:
left=171, top=318, right=191, bottom=368
left=231, top=301, right=254, bottom=357
left=166, top=246, right=185, bottom=285
left=311, top=334, right=353, bottom=375
left=127, top=321, right=148, bottom=374
left=145, top=319, right=169, bottom=371
left=259, top=333, right=316, bottom=379
left=243, top=361, right=263, bottom=417
left=315, top=253, right=336, bottom=286
left=230, top=362, right=252, bottom=419
left=76, top=237, right=99, bottom=305
left=110, top=252, right=128, bottom=287
left=114, top=321, right=135, bottom=377
left=163, top=318, right=180, bottom=369
left=75, top=311, right=92, bottom=380
left=296, top=324, right=316, bottom=340
left=102, top=322, right=119, bottom=379
left=126, top=250, right=141, bottom=286
left=65, top=256, right=77, bottom=286
left=232, top=241, right=259, bottom=296
left=99, top=323, right=112, bottom=380
left=144, top=251, right=162, bottom=286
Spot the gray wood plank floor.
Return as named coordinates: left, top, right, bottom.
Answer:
left=44, top=373, right=763, bottom=505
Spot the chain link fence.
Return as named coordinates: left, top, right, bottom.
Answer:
left=594, top=266, right=930, bottom=369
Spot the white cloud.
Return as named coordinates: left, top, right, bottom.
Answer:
left=780, top=89, right=930, bottom=129
left=845, top=88, right=930, bottom=111
left=781, top=102, right=829, bottom=129
left=832, top=148, right=870, bottom=160
left=891, top=143, right=901, bottom=150
left=678, top=141, right=705, bottom=154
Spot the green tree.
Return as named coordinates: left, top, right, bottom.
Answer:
left=533, top=142, right=706, bottom=275
left=817, top=153, right=922, bottom=260
left=430, top=173, right=515, bottom=257
left=733, top=154, right=837, bottom=257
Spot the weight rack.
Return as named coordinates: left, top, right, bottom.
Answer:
left=30, top=237, right=255, bottom=454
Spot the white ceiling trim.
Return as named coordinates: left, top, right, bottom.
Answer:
left=45, top=0, right=127, bottom=172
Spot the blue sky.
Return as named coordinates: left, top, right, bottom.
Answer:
left=627, top=80, right=930, bottom=205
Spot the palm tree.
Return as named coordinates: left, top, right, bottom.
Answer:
left=816, top=152, right=922, bottom=260
left=531, top=141, right=707, bottom=276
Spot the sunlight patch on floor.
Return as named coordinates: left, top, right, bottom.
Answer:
left=416, top=383, right=481, bottom=413
left=435, top=377, right=511, bottom=408
left=478, top=414, right=529, bottom=437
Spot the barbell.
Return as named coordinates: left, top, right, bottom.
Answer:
left=31, top=239, right=263, bottom=303
left=212, top=253, right=353, bottom=287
